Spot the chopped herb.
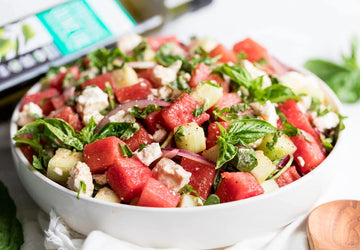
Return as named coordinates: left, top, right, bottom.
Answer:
left=87, top=47, right=130, bottom=74
left=226, top=147, right=258, bottom=172
left=138, top=143, right=147, bottom=151
left=320, top=133, right=333, bottom=152
left=174, top=126, right=185, bottom=142
left=119, top=144, right=133, bottom=158
left=132, top=41, right=148, bottom=61
left=104, top=82, right=117, bottom=110
left=32, top=155, right=46, bottom=174
left=192, top=105, right=205, bottom=117
left=199, top=80, right=221, bottom=88
left=131, top=104, right=161, bottom=119
left=77, top=181, right=87, bottom=199
left=169, top=71, right=190, bottom=90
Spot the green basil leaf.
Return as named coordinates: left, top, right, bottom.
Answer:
left=216, top=137, right=238, bottom=169
left=204, top=194, right=220, bottom=206
left=304, top=59, right=349, bottom=82
left=76, top=117, right=97, bottom=145
left=227, top=148, right=258, bottom=172
left=226, top=119, right=278, bottom=145
left=32, top=155, right=46, bottom=174
left=213, top=64, right=253, bottom=89
left=0, top=181, right=24, bottom=249
left=263, top=84, right=299, bottom=103
left=93, top=122, right=140, bottom=142
left=326, top=70, right=360, bottom=103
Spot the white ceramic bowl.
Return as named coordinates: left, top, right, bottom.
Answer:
left=10, top=75, right=344, bottom=249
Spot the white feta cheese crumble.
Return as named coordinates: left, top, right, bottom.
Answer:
left=152, top=158, right=192, bottom=192
left=312, top=111, right=340, bottom=132
left=152, top=127, right=168, bottom=143
left=250, top=101, right=279, bottom=127
left=241, top=60, right=271, bottom=88
left=116, top=33, right=142, bottom=54
left=134, top=143, right=162, bottom=166
left=279, top=71, right=325, bottom=102
left=93, top=173, right=107, bottom=186
left=82, top=111, right=104, bottom=125
left=109, top=110, right=136, bottom=123
left=151, top=60, right=182, bottom=86
left=297, top=156, right=305, bottom=167
left=17, top=102, right=43, bottom=126
left=297, top=95, right=312, bottom=113
left=95, top=187, right=120, bottom=203
left=67, top=162, right=94, bottom=196
left=77, top=86, right=109, bottom=115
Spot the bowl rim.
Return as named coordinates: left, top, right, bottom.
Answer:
left=9, top=71, right=345, bottom=213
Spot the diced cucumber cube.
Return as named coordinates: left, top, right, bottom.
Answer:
left=112, top=64, right=139, bottom=88
left=47, top=148, right=83, bottom=183
left=257, top=134, right=297, bottom=161
left=190, top=82, right=223, bottom=111
left=250, top=151, right=276, bottom=183
left=174, top=122, right=206, bottom=153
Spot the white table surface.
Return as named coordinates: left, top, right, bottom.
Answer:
left=1, top=0, right=360, bottom=249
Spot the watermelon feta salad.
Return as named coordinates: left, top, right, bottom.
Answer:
left=13, top=34, right=344, bottom=208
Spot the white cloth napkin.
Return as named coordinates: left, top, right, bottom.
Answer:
left=40, top=210, right=309, bottom=250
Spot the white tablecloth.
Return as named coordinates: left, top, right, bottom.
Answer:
left=1, top=0, right=360, bottom=249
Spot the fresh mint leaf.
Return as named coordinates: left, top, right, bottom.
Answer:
left=93, top=122, right=140, bottom=142
left=326, top=70, right=360, bottom=103
left=119, top=144, right=133, bottom=158
left=0, top=181, right=24, bottom=249
left=213, top=64, right=253, bottom=90
left=262, top=84, right=299, bottom=103
left=131, top=104, right=161, bottom=119
left=304, top=60, right=349, bottom=82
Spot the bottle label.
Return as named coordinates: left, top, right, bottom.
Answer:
left=0, top=0, right=136, bottom=89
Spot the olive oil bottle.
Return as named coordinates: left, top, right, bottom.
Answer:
left=0, top=0, right=212, bottom=118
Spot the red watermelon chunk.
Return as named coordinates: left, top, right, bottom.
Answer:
left=161, top=93, right=210, bottom=130
left=81, top=72, right=115, bottom=90
left=20, top=88, right=59, bottom=115
left=50, top=66, right=80, bottom=91
left=209, top=44, right=236, bottom=63
left=146, top=36, right=180, bottom=51
left=180, top=158, right=216, bottom=199
left=278, top=100, right=317, bottom=139
left=137, top=177, right=180, bottom=207
left=50, top=95, right=66, bottom=110
left=233, top=38, right=270, bottom=63
left=206, top=122, right=230, bottom=148
left=208, top=93, right=241, bottom=115
left=115, top=80, right=151, bottom=103
left=48, top=106, right=83, bottom=131
left=275, top=166, right=301, bottom=187
left=143, top=110, right=164, bottom=134
left=291, top=132, right=326, bottom=175
left=215, top=172, right=264, bottom=203
left=84, top=136, right=124, bottom=174
left=189, top=63, right=212, bottom=88
left=125, top=123, right=153, bottom=151
left=189, top=63, right=229, bottom=91
left=107, top=157, right=152, bottom=203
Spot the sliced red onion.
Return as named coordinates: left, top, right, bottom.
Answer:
left=161, top=148, right=215, bottom=168
left=95, top=99, right=170, bottom=133
left=278, top=154, right=291, bottom=169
